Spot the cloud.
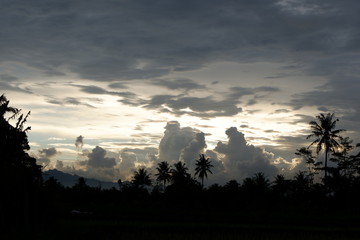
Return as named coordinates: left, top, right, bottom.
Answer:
left=289, top=76, right=360, bottom=126
left=203, top=149, right=226, bottom=184
left=72, top=146, right=120, bottom=182
left=87, top=146, right=117, bottom=168
left=115, top=85, right=280, bottom=119
left=118, top=147, right=157, bottom=180
left=108, top=82, right=128, bottom=89
left=158, top=121, right=205, bottom=165
left=227, top=87, right=280, bottom=100
left=214, top=127, right=279, bottom=179
left=273, top=109, right=291, bottom=114
left=46, top=97, right=96, bottom=108
left=156, top=121, right=228, bottom=183
left=3, top=0, right=359, bottom=83
left=4, top=0, right=359, bottom=183
left=119, top=150, right=137, bottom=180
left=151, top=78, right=206, bottom=91
left=37, top=147, right=59, bottom=167
left=180, top=132, right=207, bottom=171
left=143, top=94, right=242, bottom=118
left=75, top=135, right=84, bottom=149
left=0, top=74, right=18, bottom=81
left=77, top=84, right=137, bottom=99
left=0, top=82, right=32, bottom=94
left=2, top=0, right=359, bottom=138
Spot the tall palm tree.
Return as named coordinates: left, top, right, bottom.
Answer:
left=170, top=161, right=190, bottom=185
left=155, top=161, right=171, bottom=190
left=307, top=113, right=345, bottom=179
left=194, top=154, right=213, bottom=187
left=272, top=174, right=289, bottom=198
left=132, top=168, right=152, bottom=187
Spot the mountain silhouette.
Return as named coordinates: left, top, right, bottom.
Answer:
left=43, top=169, right=123, bottom=189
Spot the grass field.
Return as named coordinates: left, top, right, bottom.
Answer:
left=5, top=215, right=355, bottom=240
left=5, top=200, right=360, bottom=239
left=34, top=219, right=359, bottom=240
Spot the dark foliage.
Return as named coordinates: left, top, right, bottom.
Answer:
left=0, top=94, right=43, bottom=231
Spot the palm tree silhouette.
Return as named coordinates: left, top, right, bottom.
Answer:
left=170, top=161, right=190, bottom=185
left=307, top=113, right=345, bottom=179
left=132, top=168, right=152, bottom=187
left=272, top=174, right=290, bottom=198
left=253, top=172, right=270, bottom=194
left=194, top=154, right=213, bottom=187
left=155, top=161, right=171, bottom=191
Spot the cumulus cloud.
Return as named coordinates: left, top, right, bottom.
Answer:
left=180, top=132, right=207, bottom=171
left=87, top=146, right=117, bottom=168
left=37, top=147, right=59, bottom=167
left=52, top=121, right=306, bottom=184
left=158, top=121, right=206, bottom=166
left=203, top=149, right=226, bottom=184
left=71, top=146, right=120, bottom=182
left=119, top=150, right=137, bottom=178
left=214, top=127, right=279, bottom=180
left=75, top=135, right=84, bottom=149
left=156, top=121, right=228, bottom=183
left=118, top=147, right=158, bottom=180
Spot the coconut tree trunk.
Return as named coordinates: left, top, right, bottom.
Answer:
left=325, top=146, right=329, bottom=179
left=324, top=146, right=329, bottom=193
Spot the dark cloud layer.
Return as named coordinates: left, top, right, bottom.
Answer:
left=4, top=1, right=360, bottom=182
left=113, top=86, right=279, bottom=118
left=2, top=0, right=359, bottom=81
left=144, top=94, right=241, bottom=118
left=1, top=0, right=359, bottom=125
left=151, top=78, right=206, bottom=91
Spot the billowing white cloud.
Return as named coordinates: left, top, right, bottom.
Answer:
left=54, top=145, right=119, bottom=182
left=214, top=127, right=279, bottom=180
left=119, top=147, right=158, bottom=180
left=49, top=121, right=312, bottom=184
left=180, top=132, right=207, bottom=171
left=158, top=121, right=205, bottom=166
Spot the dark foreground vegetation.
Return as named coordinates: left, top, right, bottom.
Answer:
left=2, top=94, right=360, bottom=239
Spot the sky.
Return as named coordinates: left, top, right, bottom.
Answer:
left=2, top=0, right=360, bottom=185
